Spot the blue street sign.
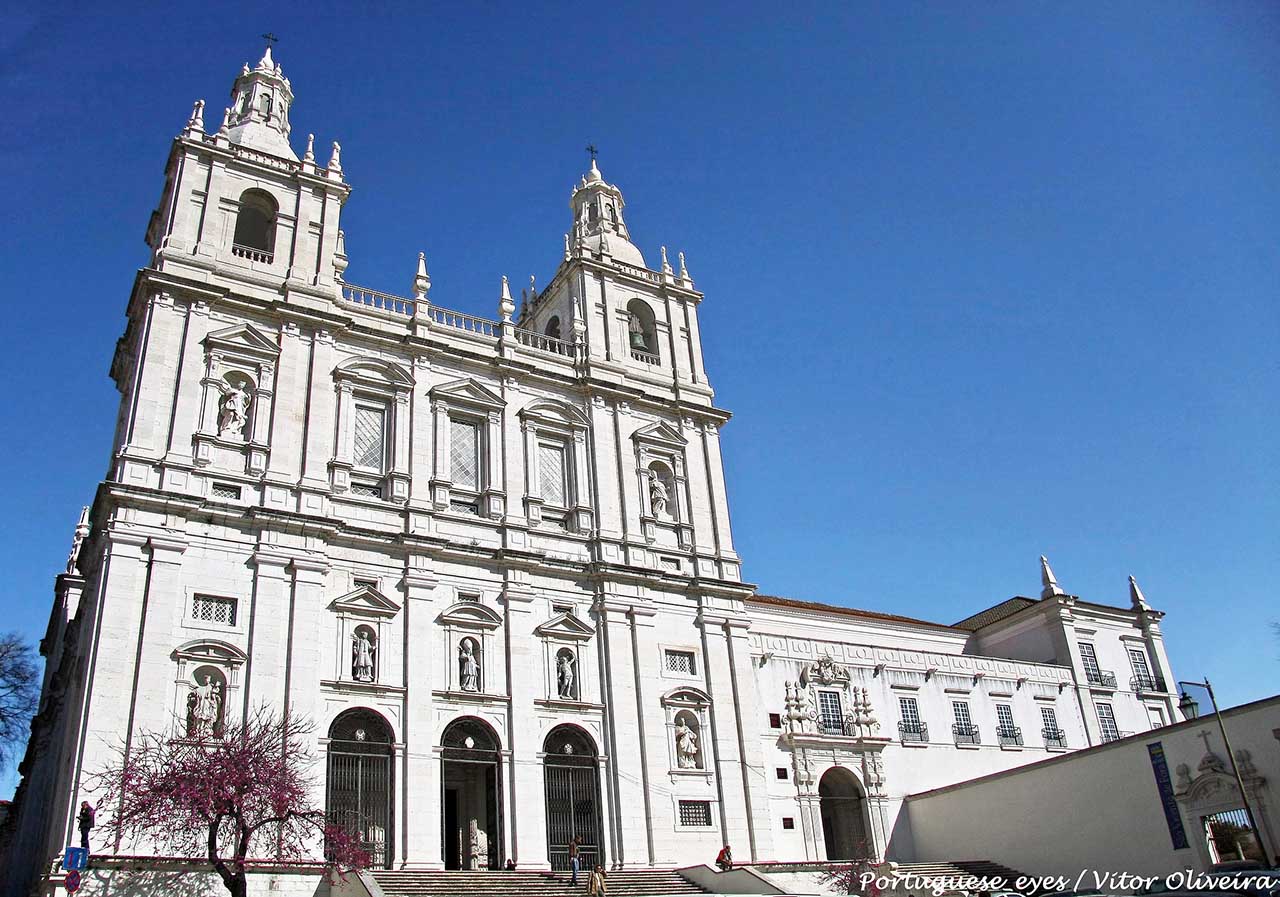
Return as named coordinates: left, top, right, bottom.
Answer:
left=63, top=847, right=88, bottom=872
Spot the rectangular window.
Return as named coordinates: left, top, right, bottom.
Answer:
left=952, top=701, right=973, bottom=727
left=952, top=700, right=978, bottom=744
left=996, top=704, right=1016, bottom=730
left=1040, top=707, right=1058, bottom=730
left=353, top=404, right=387, bottom=471
left=1096, top=702, right=1120, bottom=742
left=678, top=800, right=712, bottom=827
left=1079, top=642, right=1101, bottom=678
left=1129, top=648, right=1161, bottom=691
left=776, top=767, right=788, bottom=780
left=899, top=696, right=926, bottom=742
left=665, top=650, right=696, bottom=675
left=899, top=696, right=921, bottom=726
left=995, top=703, right=1022, bottom=745
left=782, top=817, right=795, bottom=830
left=450, top=418, right=481, bottom=490
left=817, top=690, right=844, bottom=735
left=210, top=482, right=242, bottom=500
left=1041, top=706, right=1066, bottom=748
left=1147, top=705, right=1166, bottom=729
left=769, top=713, right=782, bottom=729
left=538, top=441, right=569, bottom=507
left=192, top=594, right=237, bottom=626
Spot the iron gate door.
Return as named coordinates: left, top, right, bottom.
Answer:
left=327, top=749, right=393, bottom=868
left=545, top=760, right=603, bottom=871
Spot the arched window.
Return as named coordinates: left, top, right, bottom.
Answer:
left=588, top=202, right=599, bottom=224
left=626, top=299, right=657, bottom=358
left=259, top=91, right=272, bottom=117
left=327, top=709, right=395, bottom=868
left=545, top=316, right=562, bottom=340
left=232, top=189, right=277, bottom=261
left=543, top=725, right=603, bottom=870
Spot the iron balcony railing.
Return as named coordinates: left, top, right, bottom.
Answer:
left=1042, top=727, right=1068, bottom=749
left=997, top=725, right=1023, bottom=747
left=1086, top=669, right=1118, bottom=688
left=1130, top=673, right=1167, bottom=693
left=952, top=723, right=980, bottom=745
left=1101, top=729, right=1133, bottom=744
left=898, top=721, right=929, bottom=743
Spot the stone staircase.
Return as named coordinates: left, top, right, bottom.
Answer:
left=372, top=868, right=711, bottom=897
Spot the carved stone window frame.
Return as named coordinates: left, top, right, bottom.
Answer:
left=328, top=584, right=401, bottom=685
left=661, top=686, right=714, bottom=784
left=519, top=400, right=593, bottom=533
left=533, top=611, right=595, bottom=704
left=631, top=420, right=693, bottom=548
left=436, top=600, right=503, bottom=695
left=194, top=323, right=279, bottom=475
left=329, top=357, right=413, bottom=502
left=429, top=379, right=506, bottom=519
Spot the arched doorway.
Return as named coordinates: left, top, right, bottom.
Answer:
left=441, top=717, right=503, bottom=870
left=543, top=725, right=604, bottom=871
left=326, top=709, right=394, bottom=868
left=819, top=767, right=869, bottom=861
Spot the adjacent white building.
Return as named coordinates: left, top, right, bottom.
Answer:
left=4, top=46, right=1196, bottom=892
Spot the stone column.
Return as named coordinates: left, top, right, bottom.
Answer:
left=721, top=617, right=775, bottom=861
left=696, top=609, right=755, bottom=858
left=503, top=573, right=545, bottom=866
left=285, top=557, right=329, bottom=727
left=595, top=594, right=649, bottom=867
left=402, top=555, right=439, bottom=866
left=264, top=322, right=307, bottom=507
left=126, top=536, right=190, bottom=736
left=244, top=546, right=292, bottom=716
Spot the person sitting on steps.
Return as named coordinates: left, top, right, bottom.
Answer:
left=715, top=843, right=733, bottom=871
left=587, top=864, right=607, bottom=896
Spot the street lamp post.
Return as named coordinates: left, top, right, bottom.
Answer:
left=1178, top=678, right=1272, bottom=867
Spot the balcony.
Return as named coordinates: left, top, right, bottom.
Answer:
left=1085, top=669, right=1118, bottom=689
left=231, top=243, right=274, bottom=264
left=996, top=725, right=1023, bottom=747
left=1130, top=673, right=1167, bottom=693
left=1042, top=727, right=1067, bottom=749
left=898, top=721, right=929, bottom=744
left=1101, top=729, right=1133, bottom=744
left=951, top=723, right=980, bottom=746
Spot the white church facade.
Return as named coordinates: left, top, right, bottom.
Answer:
left=5, top=47, right=1186, bottom=888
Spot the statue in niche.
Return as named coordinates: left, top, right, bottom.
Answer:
left=649, top=470, right=670, bottom=518
left=217, top=380, right=251, bottom=438
left=352, top=630, right=375, bottom=682
left=628, top=312, right=647, bottom=350
left=459, top=640, right=480, bottom=692
left=188, top=674, right=223, bottom=738
left=556, top=651, right=576, bottom=700
left=675, top=718, right=700, bottom=769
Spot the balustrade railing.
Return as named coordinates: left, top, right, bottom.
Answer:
left=614, top=260, right=661, bottom=283
left=514, top=327, right=575, bottom=357
left=1042, top=727, right=1067, bottom=749
left=997, top=725, right=1023, bottom=747
left=898, top=721, right=929, bottom=743
left=232, top=243, right=274, bottom=264
left=631, top=348, right=660, bottom=365
left=952, top=723, right=980, bottom=745
left=1130, top=673, right=1166, bottom=693
left=1086, top=669, right=1118, bottom=689
left=341, top=284, right=414, bottom=316
left=425, top=306, right=497, bottom=338
left=231, top=144, right=301, bottom=173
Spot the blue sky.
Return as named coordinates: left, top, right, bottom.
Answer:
left=1, top=3, right=1276, bottom=792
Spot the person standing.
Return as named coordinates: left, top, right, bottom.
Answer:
left=569, top=836, right=581, bottom=885
left=77, top=801, right=96, bottom=853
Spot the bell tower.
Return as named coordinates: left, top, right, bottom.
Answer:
left=222, top=44, right=297, bottom=161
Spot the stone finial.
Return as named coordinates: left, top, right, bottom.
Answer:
left=586, top=157, right=602, bottom=184
left=564, top=233, right=571, bottom=260
left=412, top=252, right=431, bottom=300
left=304, top=133, right=315, bottom=163
left=218, top=107, right=232, bottom=136
left=328, top=141, right=343, bottom=174
left=499, top=276, right=515, bottom=322
left=186, top=99, right=206, bottom=134
left=660, top=245, right=673, bottom=275
left=65, top=505, right=91, bottom=575
left=678, top=250, right=689, bottom=281
left=1040, top=555, right=1065, bottom=599
left=333, top=229, right=348, bottom=281
left=257, top=45, right=275, bottom=73
left=1129, top=575, right=1151, bottom=612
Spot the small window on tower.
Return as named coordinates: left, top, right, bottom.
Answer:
left=232, top=189, right=277, bottom=262
left=545, top=316, right=562, bottom=340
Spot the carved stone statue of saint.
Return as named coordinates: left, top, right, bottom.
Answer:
left=217, top=381, right=251, bottom=438
left=459, top=640, right=480, bottom=692
left=468, top=819, right=488, bottom=870
left=352, top=630, right=375, bottom=682
left=628, top=312, right=647, bottom=350
left=556, top=651, right=576, bottom=700
left=675, top=719, right=700, bottom=769
left=190, top=674, right=223, bottom=738
left=649, top=470, right=670, bottom=518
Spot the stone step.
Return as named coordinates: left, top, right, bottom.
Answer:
left=372, top=868, right=709, bottom=897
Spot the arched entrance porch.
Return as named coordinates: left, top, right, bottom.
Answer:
left=441, top=716, right=503, bottom=870
left=543, top=724, right=604, bottom=871
left=819, top=767, right=870, bottom=861
left=326, top=708, right=395, bottom=868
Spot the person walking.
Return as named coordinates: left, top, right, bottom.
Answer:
left=569, top=836, right=581, bottom=885
left=587, top=864, right=607, bottom=896
left=77, top=801, right=96, bottom=853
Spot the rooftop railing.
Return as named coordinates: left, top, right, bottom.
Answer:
left=514, top=327, right=575, bottom=357
left=424, top=306, right=497, bottom=339
left=341, top=284, right=414, bottom=316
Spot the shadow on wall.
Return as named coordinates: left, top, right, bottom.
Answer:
left=887, top=803, right=916, bottom=861
left=84, top=868, right=344, bottom=897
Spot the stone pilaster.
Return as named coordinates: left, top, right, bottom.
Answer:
left=595, top=594, right=649, bottom=867
left=503, top=572, right=544, bottom=866
left=402, top=555, right=439, bottom=866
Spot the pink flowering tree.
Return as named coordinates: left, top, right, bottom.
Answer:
left=91, top=708, right=367, bottom=897
left=823, top=843, right=880, bottom=896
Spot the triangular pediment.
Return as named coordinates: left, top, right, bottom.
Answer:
left=437, top=600, right=503, bottom=630
left=334, top=357, right=413, bottom=388
left=534, top=612, right=595, bottom=641
left=329, top=585, right=401, bottom=618
left=204, top=323, right=280, bottom=359
left=631, top=420, right=686, bottom=447
left=430, top=378, right=505, bottom=410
